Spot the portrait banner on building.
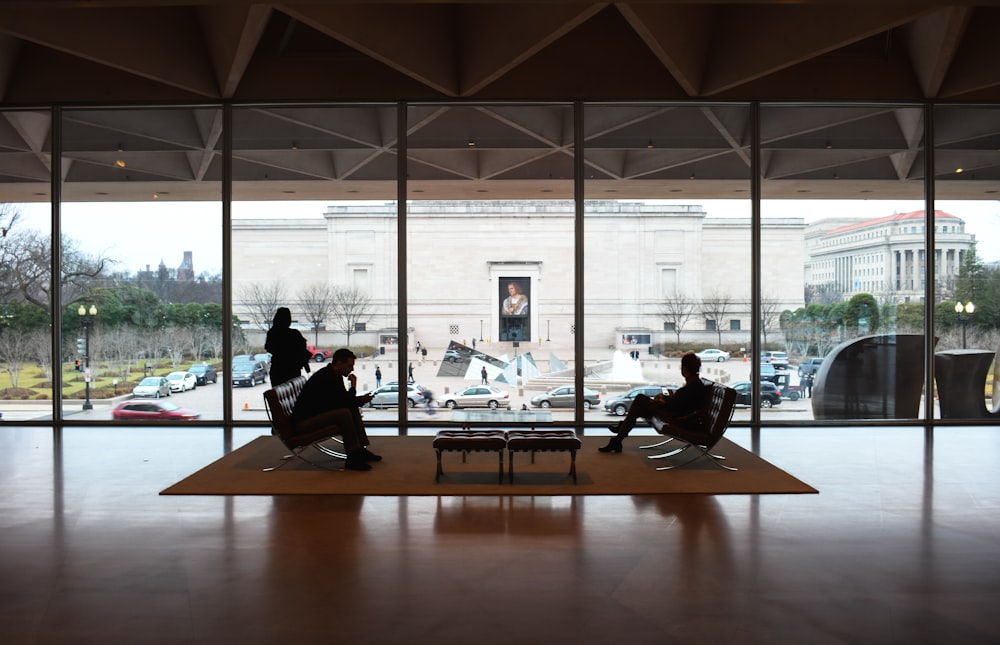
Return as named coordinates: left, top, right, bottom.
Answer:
left=499, top=277, right=530, bottom=342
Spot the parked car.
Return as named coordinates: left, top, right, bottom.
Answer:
left=165, top=371, right=197, bottom=392
left=530, top=385, right=601, bottom=409
left=760, top=362, right=778, bottom=383
left=187, top=362, right=218, bottom=385
left=603, top=385, right=676, bottom=416
left=132, top=376, right=171, bottom=398
left=254, top=353, right=272, bottom=375
left=695, top=348, right=730, bottom=362
left=112, top=399, right=200, bottom=420
left=760, top=350, right=789, bottom=370
left=442, top=385, right=511, bottom=409
left=444, top=349, right=463, bottom=362
left=361, top=382, right=427, bottom=408
left=797, top=357, right=824, bottom=377
left=307, top=345, right=332, bottom=362
left=231, top=359, right=267, bottom=387
left=732, top=381, right=783, bottom=408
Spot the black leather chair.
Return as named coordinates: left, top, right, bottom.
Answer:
left=262, top=375, right=346, bottom=471
left=640, top=380, right=739, bottom=471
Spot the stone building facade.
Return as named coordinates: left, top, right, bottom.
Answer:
left=232, top=200, right=807, bottom=353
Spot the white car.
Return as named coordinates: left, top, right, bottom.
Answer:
left=695, top=348, right=730, bottom=362
left=165, top=371, right=197, bottom=392
left=441, top=385, right=511, bottom=409
left=132, top=376, right=171, bottom=398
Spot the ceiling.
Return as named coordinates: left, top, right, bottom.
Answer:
left=1, top=1, right=999, bottom=203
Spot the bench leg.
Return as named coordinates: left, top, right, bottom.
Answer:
left=569, top=450, right=577, bottom=484
left=435, top=449, right=443, bottom=483
left=498, top=450, right=504, bottom=484
left=508, top=450, right=514, bottom=484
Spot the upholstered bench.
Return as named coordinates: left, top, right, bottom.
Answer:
left=433, top=430, right=508, bottom=483
left=505, top=430, right=582, bottom=484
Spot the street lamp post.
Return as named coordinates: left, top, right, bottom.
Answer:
left=954, top=301, right=975, bottom=349
left=546, top=319, right=550, bottom=341
left=479, top=319, right=483, bottom=341
left=78, top=304, right=97, bottom=410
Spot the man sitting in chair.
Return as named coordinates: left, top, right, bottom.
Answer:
left=599, top=351, right=710, bottom=453
left=291, top=348, right=382, bottom=471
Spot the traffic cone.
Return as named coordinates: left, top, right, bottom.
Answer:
left=743, top=354, right=747, bottom=362
left=243, top=401, right=249, bottom=410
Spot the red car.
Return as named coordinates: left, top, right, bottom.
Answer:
left=112, top=400, right=201, bottom=420
left=307, top=345, right=332, bottom=362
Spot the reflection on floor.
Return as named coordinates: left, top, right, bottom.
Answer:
left=0, top=425, right=998, bottom=643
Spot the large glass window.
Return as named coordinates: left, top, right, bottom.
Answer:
left=761, top=104, right=927, bottom=421
left=0, top=110, right=54, bottom=421
left=933, top=105, right=1000, bottom=422
left=232, top=105, right=397, bottom=424
left=59, top=107, right=223, bottom=421
left=584, top=104, right=753, bottom=424
left=401, top=104, right=574, bottom=426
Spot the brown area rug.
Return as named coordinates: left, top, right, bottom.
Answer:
left=161, top=435, right=817, bottom=496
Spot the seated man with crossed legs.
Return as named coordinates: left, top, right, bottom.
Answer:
left=598, top=351, right=710, bottom=453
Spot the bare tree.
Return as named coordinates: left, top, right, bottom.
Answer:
left=700, top=289, right=733, bottom=347
left=238, top=282, right=288, bottom=332
left=1, top=204, right=110, bottom=310
left=0, top=327, right=33, bottom=390
left=298, top=283, right=336, bottom=345
left=329, top=285, right=373, bottom=346
left=659, top=291, right=696, bottom=345
left=760, top=294, right=783, bottom=347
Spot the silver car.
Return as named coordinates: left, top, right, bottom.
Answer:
left=530, top=385, right=601, bottom=409
left=441, top=385, right=511, bottom=409
left=362, top=382, right=427, bottom=408
left=132, top=376, right=171, bottom=398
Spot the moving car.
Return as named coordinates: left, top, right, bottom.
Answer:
left=254, top=353, right=272, bottom=375
left=441, top=385, right=512, bottom=409
left=132, top=376, right=171, bottom=398
left=797, top=357, right=824, bottom=377
left=530, top=385, right=601, bottom=409
left=187, top=363, right=218, bottom=385
left=695, top=348, right=730, bottom=362
left=760, top=350, right=789, bottom=370
left=603, top=385, right=676, bottom=416
left=731, top=381, right=783, bottom=408
left=307, top=345, right=332, bottom=362
left=362, top=382, right=427, bottom=408
left=112, top=399, right=200, bottom=420
left=444, top=349, right=463, bottom=362
left=231, top=359, right=267, bottom=387
left=165, top=371, right=197, bottom=392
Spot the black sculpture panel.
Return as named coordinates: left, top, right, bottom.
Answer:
left=812, top=334, right=929, bottom=420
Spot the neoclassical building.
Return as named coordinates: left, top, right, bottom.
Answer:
left=233, top=200, right=806, bottom=352
left=804, top=210, right=975, bottom=304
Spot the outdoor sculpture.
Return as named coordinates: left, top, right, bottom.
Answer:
left=812, top=334, right=929, bottom=420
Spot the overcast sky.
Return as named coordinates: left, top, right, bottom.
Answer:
left=16, top=198, right=1000, bottom=275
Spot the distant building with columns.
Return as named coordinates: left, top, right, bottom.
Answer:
left=805, top=210, right=975, bottom=304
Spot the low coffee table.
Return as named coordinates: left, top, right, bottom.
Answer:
left=432, top=429, right=507, bottom=483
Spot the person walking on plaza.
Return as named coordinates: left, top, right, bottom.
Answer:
left=408, top=362, right=414, bottom=383
left=375, top=365, right=382, bottom=387
left=291, top=348, right=381, bottom=471
left=264, top=307, right=312, bottom=387
left=481, top=365, right=489, bottom=384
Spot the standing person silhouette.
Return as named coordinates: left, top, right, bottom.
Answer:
left=264, top=307, right=312, bottom=387
left=375, top=366, right=382, bottom=387
left=481, top=365, right=489, bottom=384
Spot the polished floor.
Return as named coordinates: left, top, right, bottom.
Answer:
left=1, top=424, right=998, bottom=644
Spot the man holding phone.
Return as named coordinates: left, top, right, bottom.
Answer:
left=291, top=348, right=381, bottom=471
